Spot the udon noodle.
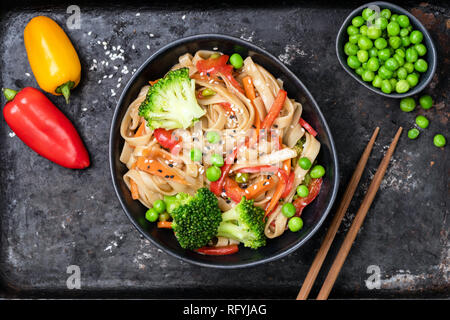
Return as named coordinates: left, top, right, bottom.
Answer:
left=120, top=50, right=321, bottom=247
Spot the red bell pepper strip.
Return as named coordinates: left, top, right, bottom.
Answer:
left=282, top=171, right=295, bottom=199
left=219, top=102, right=235, bottom=115
left=2, top=87, right=89, bottom=169
left=293, top=178, right=323, bottom=216
left=261, top=89, right=287, bottom=130
left=210, top=148, right=238, bottom=196
left=195, top=244, right=239, bottom=255
left=299, top=117, right=318, bottom=137
left=153, top=128, right=181, bottom=151
left=196, top=55, right=244, bottom=93
left=224, top=178, right=245, bottom=203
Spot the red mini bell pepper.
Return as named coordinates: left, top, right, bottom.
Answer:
left=2, top=87, right=90, bottom=169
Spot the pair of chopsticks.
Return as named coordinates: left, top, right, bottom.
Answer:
left=297, top=126, right=403, bottom=300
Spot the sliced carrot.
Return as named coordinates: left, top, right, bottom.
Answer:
left=261, top=89, right=287, bottom=130
left=264, top=172, right=287, bottom=217
left=242, top=76, right=256, bottom=100
left=245, top=176, right=276, bottom=199
left=130, top=179, right=139, bottom=200
left=134, top=122, right=146, bottom=137
left=149, top=79, right=160, bottom=86
left=135, top=157, right=188, bottom=185
left=157, top=221, right=172, bottom=229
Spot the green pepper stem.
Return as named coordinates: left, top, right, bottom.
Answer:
left=60, top=83, right=71, bottom=104
left=2, top=88, right=18, bottom=101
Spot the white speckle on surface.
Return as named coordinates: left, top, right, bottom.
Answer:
left=278, top=44, right=308, bottom=65
left=132, top=44, right=135, bottom=50
left=104, top=245, right=112, bottom=252
left=82, top=107, right=87, bottom=112
left=111, top=89, right=116, bottom=97
left=240, top=30, right=255, bottom=42
left=25, top=73, right=30, bottom=77
left=98, top=80, right=102, bottom=84
left=88, top=31, right=92, bottom=36
left=182, top=15, right=186, bottom=20
left=136, top=12, right=140, bottom=16
left=8, top=132, right=16, bottom=137
left=146, top=45, right=150, bottom=50
left=149, top=33, right=154, bottom=37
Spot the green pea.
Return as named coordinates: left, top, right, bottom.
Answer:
left=378, top=48, right=391, bottom=61
left=375, top=17, right=388, bottom=30
left=405, top=47, right=418, bottom=63
left=349, top=34, right=361, bottom=44
left=358, top=36, right=373, bottom=50
left=362, top=8, right=375, bottom=20
left=410, top=30, right=423, bottom=44
left=206, top=166, right=221, bottom=182
left=296, top=185, right=309, bottom=198
left=396, top=80, right=410, bottom=93
left=210, top=154, right=224, bottom=167
left=387, top=22, right=400, bottom=36
left=406, top=73, right=419, bottom=87
left=414, top=59, right=428, bottom=73
left=355, top=67, right=364, bottom=76
left=352, top=16, right=365, bottom=27
left=391, top=14, right=399, bottom=22
left=367, top=57, right=379, bottom=71
left=378, top=65, right=393, bottom=79
left=362, top=62, right=368, bottom=69
left=298, top=157, right=312, bottom=170
left=381, top=79, right=392, bottom=93
left=389, top=78, right=398, bottom=88
left=347, top=55, right=361, bottom=69
left=362, top=70, right=375, bottom=82
left=403, top=62, right=414, bottom=73
left=389, top=36, right=402, bottom=49
left=367, top=26, right=382, bottom=39
left=393, top=53, right=404, bottom=67
left=159, top=212, right=170, bottom=222
left=408, top=128, right=420, bottom=140
left=414, top=43, right=427, bottom=56
left=399, top=28, right=409, bottom=37
left=396, top=67, right=407, bottom=80
left=288, top=217, right=303, bottom=232
left=399, top=97, right=415, bottom=112
left=401, top=36, right=411, bottom=47
left=282, top=203, right=296, bottom=218
left=385, top=57, right=399, bottom=71
left=374, top=38, right=387, bottom=49
left=347, top=25, right=360, bottom=36
left=235, top=172, right=249, bottom=184
left=190, top=148, right=202, bottom=162
left=229, top=53, right=244, bottom=69
left=210, top=53, right=221, bottom=59
left=381, top=9, right=391, bottom=19
left=415, top=115, right=429, bottom=129
left=397, top=15, right=410, bottom=28
left=368, top=47, right=378, bottom=57
left=395, top=48, right=405, bottom=58
left=145, top=208, right=159, bottom=222
left=344, top=42, right=359, bottom=56
left=372, top=75, right=383, bottom=88
left=310, top=165, right=325, bottom=179
left=153, top=199, right=166, bottom=213
left=433, top=134, right=446, bottom=148
left=206, top=130, right=221, bottom=144
left=201, top=88, right=216, bottom=97
left=357, top=50, right=369, bottom=63
left=419, top=95, right=433, bottom=109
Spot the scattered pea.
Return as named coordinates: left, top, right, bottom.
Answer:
left=415, top=115, right=429, bottom=129
left=310, top=165, right=325, bottom=179
left=206, top=166, right=221, bottom=181
left=159, top=212, right=170, bottom=222
left=399, top=97, right=415, bottom=112
left=433, top=134, right=446, bottom=148
left=153, top=199, right=166, bottom=213
left=419, top=95, right=433, bottom=109
left=210, top=153, right=224, bottom=167
left=235, top=172, right=249, bottom=184
left=298, top=157, right=312, bottom=170
left=296, top=185, right=309, bottom=198
left=190, top=148, right=202, bottom=162
left=206, top=130, right=221, bottom=144
left=407, top=128, right=420, bottom=140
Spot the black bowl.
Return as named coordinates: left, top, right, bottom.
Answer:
left=336, top=1, right=437, bottom=98
left=109, top=34, right=339, bottom=268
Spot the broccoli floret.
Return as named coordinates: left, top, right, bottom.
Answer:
left=138, top=67, right=206, bottom=130
left=167, top=188, right=222, bottom=250
left=217, top=197, right=266, bottom=249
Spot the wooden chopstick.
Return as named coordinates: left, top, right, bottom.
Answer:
left=296, top=127, right=380, bottom=300
left=316, top=127, right=403, bottom=300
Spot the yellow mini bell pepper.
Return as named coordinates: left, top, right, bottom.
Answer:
left=24, top=16, right=81, bottom=103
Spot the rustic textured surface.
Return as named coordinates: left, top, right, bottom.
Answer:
left=0, top=0, right=448, bottom=298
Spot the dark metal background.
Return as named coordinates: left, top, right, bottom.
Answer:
left=0, top=0, right=448, bottom=298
